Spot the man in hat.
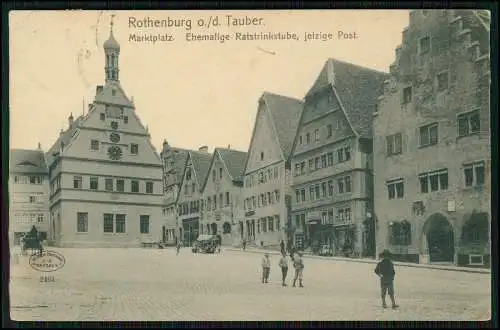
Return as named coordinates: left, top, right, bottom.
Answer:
left=292, top=251, right=304, bottom=288
left=374, top=249, right=399, bottom=309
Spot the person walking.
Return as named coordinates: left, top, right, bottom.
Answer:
left=261, top=253, right=271, bottom=283
left=280, top=240, right=286, bottom=256
left=374, top=249, right=399, bottom=309
left=242, top=238, right=247, bottom=251
left=278, top=253, right=289, bottom=287
left=176, top=240, right=182, bottom=255
left=292, top=251, right=304, bottom=288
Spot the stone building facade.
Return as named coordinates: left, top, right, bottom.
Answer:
left=45, top=20, right=164, bottom=247
left=176, top=147, right=212, bottom=246
left=290, top=58, right=389, bottom=256
left=160, top=140, right=190, bottom=245
left=199, top=148, right=247, bottom=246
left=373, top=10, right=491, bottom=266
left=243, top=92, right=303, bottom=248
left=9, top=146, right=50, bottom=245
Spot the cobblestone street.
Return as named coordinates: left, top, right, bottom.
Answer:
left=10, top=247, right=491, bottom=321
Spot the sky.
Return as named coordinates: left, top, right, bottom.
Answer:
left=9, top=10, right=410, bottom=154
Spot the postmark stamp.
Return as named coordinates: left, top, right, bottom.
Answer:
left=29, top=250, right=66, bottom=273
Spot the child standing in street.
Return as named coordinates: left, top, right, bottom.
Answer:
left=261, top=253, right=271, bottom=283
left=292, top=252, right=304, bottom=288
left=278, top=253, right=289, bottom=287
left=374, top=249, right=399, bottom=309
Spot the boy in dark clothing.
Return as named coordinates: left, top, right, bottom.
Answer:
left=374, top=250, right=399, bottom=309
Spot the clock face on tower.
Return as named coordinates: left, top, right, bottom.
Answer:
left=107, top=146, right=122, bottom=160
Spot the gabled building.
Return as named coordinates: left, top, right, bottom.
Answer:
left=176, top=147, right=212, bottom=246
left=243, top=92, right=303, bottom=248
left=199, top=147, right=247, bottom=245
left=373, top=10, right=491, bottom=266
left=9, top=145, right=50, bottom=245
left=160, top=140, right=190, bottom=245
left=290, top=58, right=389, bottom=256
left=45, top=19, right=164, bottom=247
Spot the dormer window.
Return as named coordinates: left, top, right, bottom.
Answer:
left=418, top=35, right=430, bottom=54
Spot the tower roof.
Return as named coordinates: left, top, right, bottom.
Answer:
left=103, top=15, right=120, bottom=51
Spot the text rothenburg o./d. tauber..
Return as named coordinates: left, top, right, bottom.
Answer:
left=128, top=15, right=265, bottom=30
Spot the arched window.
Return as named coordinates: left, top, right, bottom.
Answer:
left=389, top=220, right=411, bottom=245
left=223, top=222, right=231, bottom=234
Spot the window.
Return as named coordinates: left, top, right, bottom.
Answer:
left=275, top=190, right=280, bottom=203
left=321, top=211, right=328, bottom=224
left=321, top=155, right=327, bottom=168
left=328, top=180, right=334, bottom=196
left=219, top=168, right=223, bottom=179
left=275, top=215, right=280, bottom=231
left=219, top=193, right=223, bottom=209
left=274, top=167, right=278, bottom=179
left=344, top=147, right=351, bottom=161
left=387, top=179, right=404, bottom=200
left=328, top=209, right=334, bottom=224
left=402, top=86, right=412, bottom=104
left=268, top=217, right=274, bottom=232
left=112, top=89, right=116, bottom=96
left=28, top=176, right=42, bottom=184
left=458, top=110, right=480, bottom=137
left=308, top=159, right=314, bottom=171
left=226, top=192, right=230, bottom=206
left=296, top=189, right=301, bottom=203
left=389, top=221, right=411, bottom=245
left=315, top=157, right=320, bottom=170
left=130, top=143, right=139, bottom=155
left=212, top=170, right=216, bottom=181
left=146, top=181, right=154, bottom=194
left=386, top=133, right=403, bottom=155
left=191, top=183, right=196, bottom=194
left=103, top=214, right=114, bottom=233
left=115, top=214, right=126, bottom=233
left=90, top=177, right=98, bottom=190
left=314, top=129, right=320, bottom=141
left=306, top=133, right=311, bottom=144
left=77, top=212, right=88, bottom=232
left=327, top=124, right=333, bottom=137
left=299, top=135, right=303, bottom=145
left=186, top=169, right=192, bottom=181
left=100, top=113, right=105, bottom=121
left=73, top=176, right=83, bottom=189
left=436, top=71, right=449, bottom=92
left=123, top=116, right=128, bottom=124
left=338, top=177, right=351, bottom=194
left=419, top=169, right=448, bottom=193
left=214, top=195, right=217, bottom=209
left=419, top=36, right=430, bottom=54
left=309, top=186, right=315, bottom=201
left=111, top=121, right=118, bottom=130
left=116, top=179, right=124, bottom=192
left=36, top=213, right=44, bottom=224
left=260, top=152, right=264, bottom=161
left=91, top=140, right=99, bottom=150
left=105, top=178, right=113, bottom=191
left=327, top=153, right=334, bottom=166
left=336, top=208, right=352, bottom=224
left=140, top=215, right=150, bottom=234
left=131, top=180, right=139, bottom=193
left=419, top=123, right=438, bottom=147
left=464, top=162, right=485, bottom=187
left=321, top=182, right=327, bottom=197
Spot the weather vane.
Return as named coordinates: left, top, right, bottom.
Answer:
left=110, top=14, right=115, bottom=33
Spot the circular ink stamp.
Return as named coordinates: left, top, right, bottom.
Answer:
left=29, top=250, right=66, bottom=273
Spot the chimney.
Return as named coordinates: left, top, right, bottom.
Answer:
left=96, top=85, right=104, bottom=95
left=198, top=145, right=208, bottom=153
left=227, top=144, right=231, bottom=149
left=37, top=143, right=42, bottom=150
left=68, top=113, right=74, bottom=127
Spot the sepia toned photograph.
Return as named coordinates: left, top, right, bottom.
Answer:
left=8, top=9, right=492, bottom=322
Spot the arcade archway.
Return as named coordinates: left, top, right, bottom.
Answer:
left=422, top=213, right=454, bottom=263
